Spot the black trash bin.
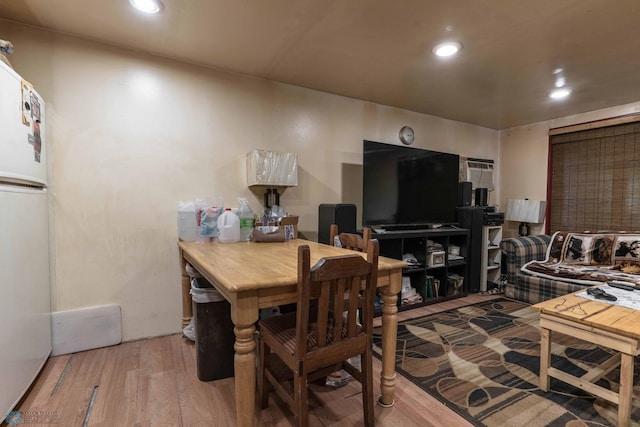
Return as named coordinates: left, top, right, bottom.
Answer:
left=191, top=277, right=235, bottom=381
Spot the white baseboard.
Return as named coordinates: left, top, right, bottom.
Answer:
left=51, top=305, right=122, bottom=356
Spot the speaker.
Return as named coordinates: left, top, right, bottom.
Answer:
left=318, top=204, right=357, bottom=245
left=458, top=181, right=472, bottom=206
left=456, top=206, right=484, bottom=293
left=475, top=187, right=488, bottom=207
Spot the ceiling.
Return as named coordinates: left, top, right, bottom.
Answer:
left=1, top=0, right=640, bottom=130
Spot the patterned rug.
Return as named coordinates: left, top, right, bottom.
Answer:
left=372, top=298, right=640, bottom=426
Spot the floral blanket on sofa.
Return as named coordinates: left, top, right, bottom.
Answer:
left=521, top=231, right=640, bottom=285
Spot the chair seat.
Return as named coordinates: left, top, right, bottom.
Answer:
left=260, top=312, right=363, bottom=356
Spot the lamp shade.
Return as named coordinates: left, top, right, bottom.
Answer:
left=505, top=199, right=546, bottom=224
left=246, top=149, right=298, bottom=187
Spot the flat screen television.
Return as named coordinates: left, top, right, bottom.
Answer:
left=362, top=140, right=460, bottom=229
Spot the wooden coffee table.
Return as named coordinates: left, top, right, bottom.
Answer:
left=532, top=290, right=640, bottom=427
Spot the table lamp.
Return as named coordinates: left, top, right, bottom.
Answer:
left=505, top=199, right=546, bottom=236
left=246, top=149, right=298, bottom=209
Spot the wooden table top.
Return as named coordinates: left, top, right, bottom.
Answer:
left=178, top=239, right=407, bottom=293
left=532, top=290, right=640, bottom=340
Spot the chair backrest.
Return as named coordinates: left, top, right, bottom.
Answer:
left=294, top=240, right=379, bottom=360
left=329, top=224, right=372, bottom=252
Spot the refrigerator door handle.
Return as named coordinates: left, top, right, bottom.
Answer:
left=0, top=171, right=47, bottom=188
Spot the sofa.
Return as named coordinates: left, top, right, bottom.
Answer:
left=500, top=231, right=640, bottom=304
left=500, top=234, right=588, bottom=304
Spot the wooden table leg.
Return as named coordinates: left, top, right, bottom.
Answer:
left=539, top=326, right=551, bottom=391
left=179, top=247, right=193, bottom=329
left=231, top=293, right=259, bottom=427
left=378, top=270, right=400, bottom=407
left=618, top=352, right=634, bottom=427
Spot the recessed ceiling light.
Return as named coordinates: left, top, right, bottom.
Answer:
left=549, top=88, right=572, bottom=100
left=129, top=0, right=163, bottom=14
left=432, top=41, right=462, bottom=57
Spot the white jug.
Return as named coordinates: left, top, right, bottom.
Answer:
left=217, top=208, right=240, bottom=243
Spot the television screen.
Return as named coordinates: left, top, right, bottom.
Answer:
left=362, top=140, right=460, bottom=228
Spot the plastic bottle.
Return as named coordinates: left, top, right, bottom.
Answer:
left=217, top=208, right=240, bottom=243
left=237, top=199, right=255, bottom=241
left=177, top=201, right=197, bottom=241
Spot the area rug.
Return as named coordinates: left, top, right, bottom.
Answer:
left=372, top=298, right=640, bottom=426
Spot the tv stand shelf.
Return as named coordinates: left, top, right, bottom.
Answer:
left=371, top=227, right=469, bottom=315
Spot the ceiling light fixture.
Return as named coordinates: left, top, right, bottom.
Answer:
left=129, top=0, right=163, bottom=14
left=432, top=41, right=462, bottom=57
left=549, top=88, right=572, bottom=100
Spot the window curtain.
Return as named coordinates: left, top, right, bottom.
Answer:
left=549, top=116, right=640, bottom=233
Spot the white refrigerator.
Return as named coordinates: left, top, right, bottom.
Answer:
left=0, top=60, right=52, bottom=419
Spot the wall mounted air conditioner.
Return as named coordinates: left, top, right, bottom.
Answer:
left=464, top=158, right=494, bottom=191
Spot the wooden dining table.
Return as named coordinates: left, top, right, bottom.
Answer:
left=178, top=238, right=406, bottom=427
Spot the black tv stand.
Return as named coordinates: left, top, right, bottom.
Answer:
left=371, top=227, right=470, bottom=316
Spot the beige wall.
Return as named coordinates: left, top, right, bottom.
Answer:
left=2, top=21, right=500, bottom=340
left=500, top=102, right=640, bottom=238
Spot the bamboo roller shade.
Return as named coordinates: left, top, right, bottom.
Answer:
left=549, top=119, right=640, bottom=232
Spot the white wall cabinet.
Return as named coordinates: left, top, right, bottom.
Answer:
left=481, top=225, right=502, bottom=291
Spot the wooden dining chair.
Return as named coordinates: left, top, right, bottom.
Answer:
left=277, top=226, right=372, bottom=316
left=329, top=224, right=372, bottom=252
left=258, top=240, right=380, bottom=427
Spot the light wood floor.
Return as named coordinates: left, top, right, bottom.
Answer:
left=14, top=294, right=499, bottom=426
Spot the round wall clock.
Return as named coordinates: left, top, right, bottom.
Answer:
left=399, top=126, right=415, bottom=145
